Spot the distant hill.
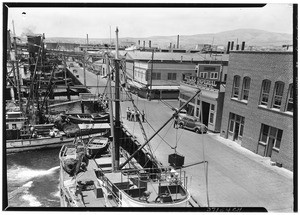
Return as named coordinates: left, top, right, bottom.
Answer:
left=45, top=28, right=292, bottom=49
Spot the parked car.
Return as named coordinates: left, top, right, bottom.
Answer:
left=177, top=115, right=207, bottom=134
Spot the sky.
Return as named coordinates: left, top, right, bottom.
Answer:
left=5, top=3, right=294, bottom=39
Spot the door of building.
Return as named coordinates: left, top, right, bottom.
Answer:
left=266, top=137, right=275, bottom=157
left=265, top=127, right=277, bottom=157
left=233, top=122, right=240, bottom=141
left=202, top=101, right=210, bottom=126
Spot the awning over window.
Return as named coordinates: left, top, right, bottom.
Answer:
left=150, top=86, right=179, bottom=90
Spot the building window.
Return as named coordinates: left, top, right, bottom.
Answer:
left=200, top=72, right=208, bottom=79
left=272, top=81, right=284, bottom=109
left=259, top=124, right=283, bottom=150
left=260, top=79, right=271, bottom=106
left=232, top=75, right=240, bottom=98
left=241, top=77, right=251, bottom=101
left=152, top=72, right=161, bottom=80
left=12, top=124, right=17, bottom=129
left=168, top=73, right=177, bottom=80
left=210, top=72, right=218, bottom=79
left=286, top=83, right=293, bottom=112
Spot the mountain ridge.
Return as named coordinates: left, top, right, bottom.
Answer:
left=45, top=28, right=293, bottom=49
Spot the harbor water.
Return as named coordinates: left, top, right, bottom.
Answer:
left=6, top=148, right=61, bottom=207
left=6, top=101, right=94, bottom=208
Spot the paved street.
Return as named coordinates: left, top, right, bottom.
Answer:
left=70, top=62, right=294, bottom=212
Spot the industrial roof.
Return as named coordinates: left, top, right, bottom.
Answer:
left=126, top=51, right=229, bottom=62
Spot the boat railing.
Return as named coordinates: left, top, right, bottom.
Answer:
left=118, top=167, right=187, bottom=188
left=100, top=176, right=122, bottom=206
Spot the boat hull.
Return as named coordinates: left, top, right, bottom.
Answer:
left=6, top=133, right=105, bottom=154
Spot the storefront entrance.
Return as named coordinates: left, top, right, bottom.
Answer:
left=201, top=101, right=210, bottom=126
left=228, top=113, right=245, bottom=144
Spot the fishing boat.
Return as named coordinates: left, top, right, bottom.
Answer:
left=64, top=112, right=109, bottom=124
left=86, top=136, right=110, bottom=158
left=59, top=28, right=196, bottom=207
left=63, top=123, right=111, bottom=137
left=7, top=131, right=106, bottom=154
left=59, top=144, right=190, bottom=207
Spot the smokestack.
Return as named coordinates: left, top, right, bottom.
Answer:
left=227, top=41, right=231, bottom=54
left=241, top=41, right=245, bottom=50
left=231, top=41, right=234, bottom=50
left=236, top=44, right=239, bottom=50
left=149, top=40, right=151, bottom=48
left=87, top=34, right=89, bottom=45
left=138, top=40, right=140, bottom=46
left=177, top=35, right=179, bottom=49
left=143, top=41, right=145, bottom=48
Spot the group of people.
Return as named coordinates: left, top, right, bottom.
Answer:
left=126, top=107, right=145, bottom=122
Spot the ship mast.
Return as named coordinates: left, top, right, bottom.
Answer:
left=108, top=27, right=121, bottom=171
left=113, top=27, right=121, bottom=171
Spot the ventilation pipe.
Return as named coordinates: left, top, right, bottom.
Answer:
left=138, top=40, right=140, bottom=46
left=143, top=41, right=145, bottom=48
left=177, top=35, right=180, bottom=49
left=231, top=41, right=234, bottom=50
left=149, top=40, right=151, bottom=48
left=236, top=44, right=239, bottom=50
left=87, top=34, right=89, bottom=45
left=227, top=41, right=231, bottom=54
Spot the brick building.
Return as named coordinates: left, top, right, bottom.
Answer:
left=220, top=51, right=294, bottom=171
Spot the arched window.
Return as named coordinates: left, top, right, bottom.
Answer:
left=232, top=75, right=240, bottom=98
left=272, top=81, right=285, bottom=109
left=241, top=77, right=251, bottom=101
left=260, top=79, right=271, bottom=106
left=286, top=83, right=293, bottom=112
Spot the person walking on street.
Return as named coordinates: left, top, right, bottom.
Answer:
left=141, top=110, right=145, bottom=122
left=173, top=114, right=178, bottom=128
left=126, top=107, right=131, bottom=120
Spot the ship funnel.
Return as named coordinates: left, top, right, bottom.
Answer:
left=227, top=41, right=231, bottom=54
left=241, top=41, right=245, bottom=50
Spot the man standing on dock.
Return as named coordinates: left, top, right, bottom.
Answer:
left=126, top=107, right=131, bottom=120
left=130, top=109, right=135, bottom=121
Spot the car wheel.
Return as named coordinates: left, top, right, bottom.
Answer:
left=179, top=123, right=183, bottom=128
left=195, top=128, right=201, bottom=133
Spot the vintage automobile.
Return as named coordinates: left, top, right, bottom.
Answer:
left=178, top=115, right=207, bottom=134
